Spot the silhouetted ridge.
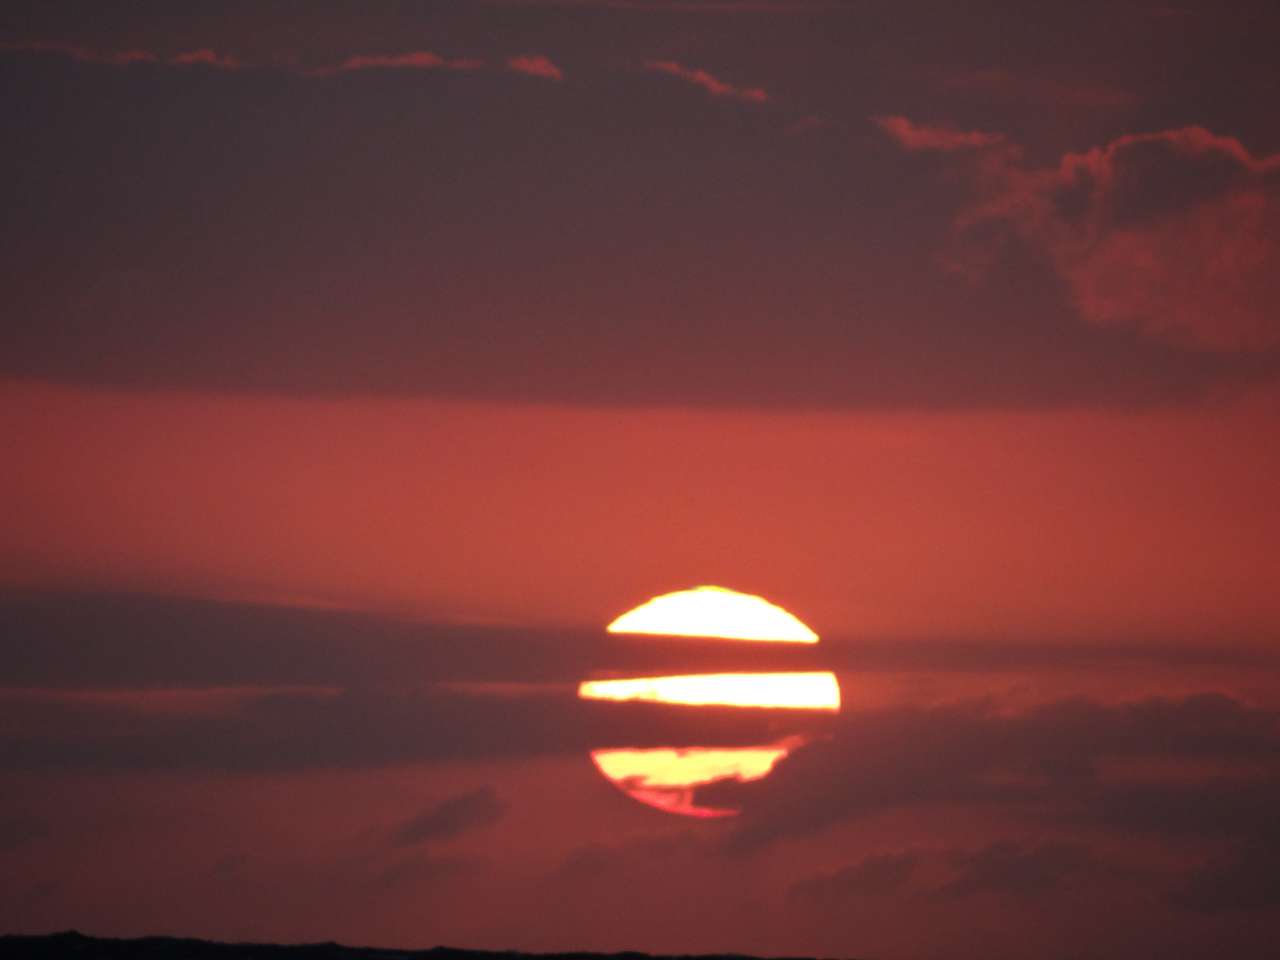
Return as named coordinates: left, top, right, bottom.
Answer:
left=0, top=933, right=852, bottom=960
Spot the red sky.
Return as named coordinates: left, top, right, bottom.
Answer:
left=3, top=2, right=1280, bottom=957
left=4, top=380, right=1280, bottom=639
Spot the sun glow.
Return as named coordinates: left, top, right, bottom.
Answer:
left=606, top=586, right=818, bottom=643
left=578, top=672, right=841, bottom=711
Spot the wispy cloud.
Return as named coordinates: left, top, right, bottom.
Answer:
left=497, top=0, right=841, bottom=10
left=874, top=115, right=1004, bottom=152
left=1, top=40, right=160, bottom=66
left=169, top=49, right=241, bottom=70
left=0, top=41, right=240, bottom=69
left=785, top=114, right=833, bottom=135
left=942, top=68, right=1140, bottom=110
left=4, top=41, right=575, bottom=85
left=644, top=59, right=769, bottom=102
left=393, top=786, right=507, bottom=845
left=1, top=42, right=497, bottom=78
left=316, top=51, right=484, bottom=76
left=507, top=54, right=564, bottom=80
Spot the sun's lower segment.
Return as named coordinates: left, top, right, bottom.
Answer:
left=589, top=741, right=799, bottom=818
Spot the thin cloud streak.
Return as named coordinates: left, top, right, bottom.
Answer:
left=316, top=51, right=485, bottom=76
left=393, top=786, right=508, bottom=845
left=874, top=115, right=1005, bottom=152
left=644, top=59, right=769, bottom=102
left=166, top=49, right=241, bottom=70
left=495, top=0, right=843, bottom=10
left=0, top=41, right=236, bottom=69
left=1, top=41, right=503, bottom=78
left=507, top=54, right=564, bottom=80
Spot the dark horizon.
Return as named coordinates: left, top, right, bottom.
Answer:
left=3, top=931, right=860, bottom=960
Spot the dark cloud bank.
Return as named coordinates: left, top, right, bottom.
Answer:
left=2, top=589, right=1278, bottom=951
left=2, top=48, right=1276, bottom=409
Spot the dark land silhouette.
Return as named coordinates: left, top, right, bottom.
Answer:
left=0, top=933, right=847, bottom=960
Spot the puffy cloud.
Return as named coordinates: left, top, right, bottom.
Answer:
left=507, top=54, right=564, bottom=80
left=644, top=59, right=769, bottom=102
left=887, top=121, right=1280, bottom=351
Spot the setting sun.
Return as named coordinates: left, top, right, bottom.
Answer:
left=583, top=587, right=840, bottom=818
left=606, top=586, right=819, bottom=642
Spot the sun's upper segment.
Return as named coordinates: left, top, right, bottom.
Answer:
left=606, top=585, right=819, bottom=643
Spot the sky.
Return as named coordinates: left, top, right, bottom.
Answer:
left=2, top=2, right=1280, bottom=958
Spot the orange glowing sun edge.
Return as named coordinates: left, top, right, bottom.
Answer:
left=584, top=586, right=841, bottom=817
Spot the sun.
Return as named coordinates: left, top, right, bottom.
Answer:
left=582, top=585, right=840, bottom=818
left=606, top=585, right=818, bottom=643
left=579, top=672, right=840, bottom=711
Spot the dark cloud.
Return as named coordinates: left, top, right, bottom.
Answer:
left=556, top=832, right=709, bottom=882
left=0, top=590, right=833, bottom=689
left=0, top=814, right=44, bottom=853
left=788, top=851, right=918, bottom=903
left=715, top=694, right=1280, bottom=851
left=557, top=842, right=619, bottom=882
left=1173, top=831, right=1280, bottom=914
left=371, top=854, right=473, bottom=892
left=789, top=841, right=1124, bottom=907
left=937, top=841, right=1108, bottom=899
left=394, top=787, right=507, bottom=845
left=1, top=47, right=1270, bottom=407
left=722, top=696, right=1280, bottom=926
left=4, top=591, right=1273, bottom=692
left=0, top=683, right=836, bottom=774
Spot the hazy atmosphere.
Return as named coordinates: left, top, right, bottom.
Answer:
left=3, top=3, right=1279, bottom=958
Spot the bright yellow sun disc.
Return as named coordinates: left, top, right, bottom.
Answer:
left=606, top=585, right=818, bottom=643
